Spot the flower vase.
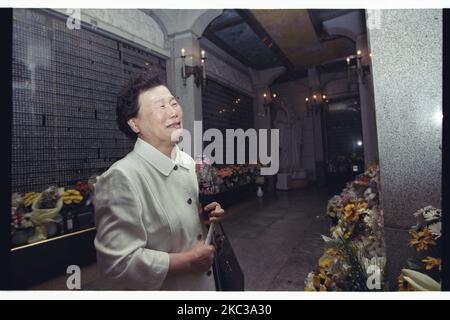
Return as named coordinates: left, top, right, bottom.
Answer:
left=257, top=186, right=264, bottom=198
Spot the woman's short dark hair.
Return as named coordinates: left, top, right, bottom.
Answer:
left=116, top=74, right=167, bottom=140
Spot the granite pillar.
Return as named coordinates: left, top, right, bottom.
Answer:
left=367, top=9, right=442, bottom=289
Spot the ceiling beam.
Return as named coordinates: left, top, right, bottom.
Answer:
left=320, top=9, right=359, bottom=22
left=272, top=67, right=308, bottom=84
left=203, top=30, right=260, bottom=69
left=207, top=16, right=245, bottom=33
left=235, top=9, right=294, bottom=71
left=307, top=9, right=327, bottom=38
left=308, top=9, right=358, bottom=39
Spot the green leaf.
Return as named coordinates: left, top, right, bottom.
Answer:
left=406, top=258, right=425, bottom=270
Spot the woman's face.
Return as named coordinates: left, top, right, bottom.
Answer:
left=128, top=85, right=183, bottom=146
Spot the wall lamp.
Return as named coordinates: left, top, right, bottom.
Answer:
left=305, top=93, right=328, bottom=117
left=260, top=92, right=277, bottom=117
left=346, top=50, right=371, bottom=84
left=181, top=48, right=207, bottom=88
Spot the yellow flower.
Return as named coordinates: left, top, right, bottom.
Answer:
left=322, top=273, right=333, bottom=288
left=409, top=227, right=437, bottom=251
left=344, top=204, right=355, bottom=211
left=319, top=257, right=332, bottom=270
left=357, top=202, right=368, bottom=210
left=312, top=272, right=321, bottom=290
left=422, top=256, right=441, bottom=271
left=343, top=204, right=360, bottom=222
left=307, top=270, right=334, bottom=291
left=319, top=271, right=334, bottom=290
left=325, top=248, right=339, bottom=257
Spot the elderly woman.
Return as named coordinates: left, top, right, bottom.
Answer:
left=93, top=74, right=225, bottom=290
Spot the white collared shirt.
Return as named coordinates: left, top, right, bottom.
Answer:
left=93, top=138, right=216, bottom=290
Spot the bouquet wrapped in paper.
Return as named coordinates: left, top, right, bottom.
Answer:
left=28, top=186, right=64, bottom=243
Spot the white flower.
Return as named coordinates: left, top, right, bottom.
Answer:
left=305, top=272, right=314, bottom=282
left=304, top=272, right=315, bottom=290
left=321, top=235, right=334, bottom=243
left=364, top=188, right=377, bottom=200
left=11, top=193, right=23, bottom=207
left=423, top=209, right=442, bottom=222
left=428, top=222, right=441, bottom=239
left=329, top=195, right=342, bottom=204
left=331, top=226, right=344, bottom=239
left=342, top=263, right=351, bottom=272
left=364, top=214, right=373, bottom=228
left=327, top=196, right=342, bottom=215
left=20, top=213, right=33, bottom=228
left=359, top=208, right=374, bottom=227
left=414, top=206, right=442, bottom=221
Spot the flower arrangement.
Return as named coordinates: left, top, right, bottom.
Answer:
left=27, top=186, right=64, bottom=243
left=22, top=192, right=40, bottom=210
left=11, top=202, right=34, bottom=246
left=328, top=152, right=364, bottom=173
left=10, top=179, right=97, bottom=246
left=35, top=186, right=61, bottom=209
left=305, top=164, right=386, bottom=291
left=397, top=205, right=442, bottom=291
left=196, top=161, right=263, bottom=195
left=196, top=156, right=219, bottom=195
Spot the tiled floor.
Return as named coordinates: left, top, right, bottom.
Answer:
left=31, top=186, right=337, bottom=291
left=221, top=186, right=335, bottom=291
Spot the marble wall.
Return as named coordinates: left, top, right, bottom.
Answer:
left=367, top=9, right=442, bottom=289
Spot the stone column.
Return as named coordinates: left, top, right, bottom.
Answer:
left=154, top=9, right=222, bottom=157
left=307, top=67, right=326, bottom=186
left=367, top=9, right=442, bottom=289
left=356, top=34, right=379, bottom=168
left=167, top=32, right=203, bottom=157
left=249, top=67, right=286, bottom=193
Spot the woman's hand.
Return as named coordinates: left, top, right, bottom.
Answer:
left=203, top=202, right=225, bottom=224
left=188, top=241, right=215, bottom=273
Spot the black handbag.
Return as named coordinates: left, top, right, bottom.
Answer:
left=211, top=223, right=245, bottom=291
